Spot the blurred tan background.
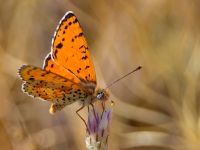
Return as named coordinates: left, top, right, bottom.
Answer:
left=1, top=0, right=200, bottom=149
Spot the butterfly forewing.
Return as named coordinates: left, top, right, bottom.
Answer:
left=43, top=54, right=80, bottom=83
left=51, top=11, right=96, bottom=84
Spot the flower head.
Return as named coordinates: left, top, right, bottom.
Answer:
left=86, top=105, right=112, bottom=150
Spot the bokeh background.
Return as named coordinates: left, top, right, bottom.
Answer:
left=1, top=0, right=200, bottom=150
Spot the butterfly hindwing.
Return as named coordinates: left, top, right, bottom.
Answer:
left=51, top=11, right=96, bottom=84
left=22, top=82, right=66, bottom=101
left=18, top=65, right=88, bottom=112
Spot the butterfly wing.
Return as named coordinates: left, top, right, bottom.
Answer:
left=18, top=65, right=87, bottom=113
left=43, top=53, right=80, bottom=83
left=18, top=12, right=97, bottom=113
left=51, top=11, right=96, bottom=87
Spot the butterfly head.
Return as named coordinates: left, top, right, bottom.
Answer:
left=95, top=88, right=109, bottom=101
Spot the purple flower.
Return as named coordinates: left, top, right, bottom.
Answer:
left=85, top=106, right=112, bottom=150
left=86, top=106, right=112, bottom=149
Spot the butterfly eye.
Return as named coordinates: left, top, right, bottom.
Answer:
left=97, top=91, right=104, bottom=100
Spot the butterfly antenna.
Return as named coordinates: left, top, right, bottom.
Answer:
left=105, top=66, right=142, bottom=90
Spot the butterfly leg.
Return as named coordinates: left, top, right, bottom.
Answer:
left=101, top=101, right=105, bottom=111
left=76, top=105, right=88, bottom=131
left=90, top=103, right=99, bottom=123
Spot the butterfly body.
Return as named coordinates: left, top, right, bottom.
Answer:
left=18, top=11, right=109, bottom=114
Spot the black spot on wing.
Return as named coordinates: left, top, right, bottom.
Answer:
left=81, top=56, right=88, bottom=60
left=29, top=77, right=34, bottom=81
left=85, top=66, right=90, bottom=70
left=73, top=18, right=78, bottom=24
left=77, top=68, right=82, bottom=73
left=68, top=22, right=72, bottom=26
left=84, top=73, right=91, bottom=81
left=41, top=73, right=48, bottom=77
left=81, top=50, right=86, bottom=53
left=78, top=32, right=83, bottom=37
left=79, top=45, right=88, bottom=50
left=79, top=45, right=84, bottom=49
left=56, top=43, right=63, bottom=49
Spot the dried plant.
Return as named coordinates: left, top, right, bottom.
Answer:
left=1, top=0, right=200, bottom=150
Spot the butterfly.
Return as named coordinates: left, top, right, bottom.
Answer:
left=18, top=11, right=109, bottom=116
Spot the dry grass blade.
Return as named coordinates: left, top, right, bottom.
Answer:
left=1, top=0, right=200, bottom=150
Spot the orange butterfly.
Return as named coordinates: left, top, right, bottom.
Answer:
left=18, top=11, right=109, bottom=117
